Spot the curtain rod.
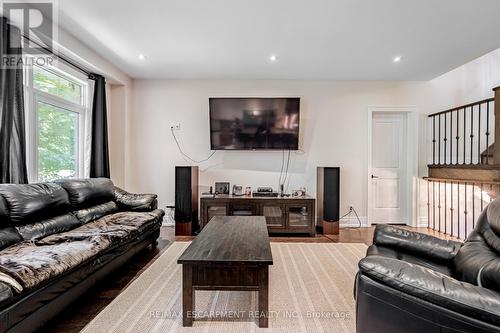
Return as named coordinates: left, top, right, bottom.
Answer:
left=22, top=34, right=91, bottom=76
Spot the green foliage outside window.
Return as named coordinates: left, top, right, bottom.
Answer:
left=33, top=66, right=82, bottom=104
left=37, top=102, right=78, bottom=182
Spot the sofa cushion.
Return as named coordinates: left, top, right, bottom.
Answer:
left=366, top=244, right=453, bottom=276
left=40, top=209, right=164, bottom=246
left=114, top=187, right=158, bottom=212
left=16, top=214, right=81, bottom=241
left=0, top=183, right=69, bottom=225
left=55, top=178, right=114, bottom=209
left=0, top=282, right=13, bottom=307
left=0, top=237, right=112, bottom=290
left=0, top=227, right=23, bottom=251
left=0, top=195, right=9, bottom=227
left=74, top=201, right=118, bottom=224
left=454, top=206, right=500, bottom=286
left=359, top=256, right=500, bottom=327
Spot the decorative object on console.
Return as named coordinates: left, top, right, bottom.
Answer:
left=245, top=187, right=252, bottom=196
left=175, top=166, right=199, bottom=235
left=317, top=167, right=340, bottom=235
left=292, top=187, right=306, bottom=197
left=232, top=185, right=243, bottom=196
left=214, top=182, right=230, bottom=195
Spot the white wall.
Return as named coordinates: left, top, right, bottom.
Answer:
left=127, top=80, right=428, bottom=221
left=121, top=48, right=500, bottom=227
left=55, top=26, right=132, bottom=186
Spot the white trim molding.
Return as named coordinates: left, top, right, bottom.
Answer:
left=367, top=106, right=419, bottom=227
left=340, top=216, right=369, bottom=228
left=417, top=216, right=429, bottom=228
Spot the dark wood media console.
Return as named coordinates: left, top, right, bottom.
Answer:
left=200, top=195, right=316, bottom=236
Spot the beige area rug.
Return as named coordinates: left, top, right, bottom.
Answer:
left=82, top=242, right=367, bottom=333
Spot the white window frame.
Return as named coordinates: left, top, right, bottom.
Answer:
left=24, top=61, right=90, bottom=183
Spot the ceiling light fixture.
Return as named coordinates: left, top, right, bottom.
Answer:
left=393, top=56, right=402, bottom=63
left=269, top=54, right=278, bottom=62
left=138, top=54, right=147, bottom=60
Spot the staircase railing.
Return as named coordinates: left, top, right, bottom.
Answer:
left=428, top=98, right=495, bottom=165
left=425, top=177, right=499, bottom=239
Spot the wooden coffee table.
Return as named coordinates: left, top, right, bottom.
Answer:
left=177, top=216, right=273, bottom=328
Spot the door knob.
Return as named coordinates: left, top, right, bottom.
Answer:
left=371, top=175, right=379, bottom=179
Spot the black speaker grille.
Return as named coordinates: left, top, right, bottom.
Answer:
left=175, top=167, right=192, bottom=222
left=323, top=167, right=340, bottom=221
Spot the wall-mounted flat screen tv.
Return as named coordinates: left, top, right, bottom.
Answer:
left=209, top=97, right=300, bottom=150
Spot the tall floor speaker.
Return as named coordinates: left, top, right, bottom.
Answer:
left=175, top=166, right=199, bottom=236
left=317, top=167, right=340, bottom=235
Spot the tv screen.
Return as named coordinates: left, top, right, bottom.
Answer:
left=209, top=97, right=300, bottom=150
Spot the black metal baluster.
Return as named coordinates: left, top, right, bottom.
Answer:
left=456, top=109, right=459, bottom=164
left=432, top=116, right=436, bottom=165
left=470, top=106, right=474, bottom=164
left=439, top=114, right=442, bottom=164
left=427, top=180, right=431, bottom=228
left=480, top=183, right=484, bottom=212
left=478, top=104, right=481, bottom=164
left=450, top=111, right=453, bottom=164
left=433, top=181, right=436, bottom=229
left=472, top=183, right=475, bottom=227
left=444, top=181, right=447, bottom=234
left=464, top=182, right=468, bottom=238
left=486, top=102, right=490, bottom=165
left=450, top=182, right=454, bottom=237
left=463, top=107, right=466, bottom=164
left=443, top=113, right=448, bottom=164
left=438, top=181, right=442, bottom=232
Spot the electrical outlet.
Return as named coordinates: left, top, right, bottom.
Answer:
left=170, top=122, right=180, bottom=130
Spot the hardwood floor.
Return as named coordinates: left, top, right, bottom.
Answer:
left=41, top=225, right=455, bottom=333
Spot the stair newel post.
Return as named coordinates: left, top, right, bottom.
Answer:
left=494, top=86, right=500, bottom=165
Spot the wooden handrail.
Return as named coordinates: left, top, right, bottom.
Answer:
left=428, top=97, right=494, bottom=117
left=424, top=177, right=500, bottom=185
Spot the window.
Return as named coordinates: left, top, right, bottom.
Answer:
left=25, top=64, right=89, bottom=182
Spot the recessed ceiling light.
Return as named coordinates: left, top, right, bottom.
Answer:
left=393, top=56, right=402, bottom=63
left=138, top=54, right=147, bottom=60
left=269, top=54, right=278, bottom=62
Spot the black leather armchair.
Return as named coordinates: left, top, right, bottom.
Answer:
left=355, top=198, right=500, bottom=333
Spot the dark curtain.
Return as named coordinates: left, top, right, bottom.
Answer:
left=0, top=17, right=28, bottom=184
left=88, top=73, right=110, bottom=178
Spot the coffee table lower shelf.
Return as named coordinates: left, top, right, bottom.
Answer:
left=181, top=263, right=269, bottom=328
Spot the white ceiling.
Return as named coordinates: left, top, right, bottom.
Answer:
left=57, top=0, right=500, bottom=80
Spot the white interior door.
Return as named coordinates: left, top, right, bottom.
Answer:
left=370, top=113, right=407, bottom=224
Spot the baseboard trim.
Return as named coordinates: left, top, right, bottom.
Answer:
left=340, top=216, right=369, bottom=228
left=417, top=216, right=429, bottom=228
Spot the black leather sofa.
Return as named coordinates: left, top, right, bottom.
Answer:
left=355, top=197, right=500, bottom=333
left=0, top=178, right=164, bottom=333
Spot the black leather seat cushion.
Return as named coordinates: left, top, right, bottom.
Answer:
left=366, top=244, right=453, bottom=276
left=15, top=214, right=81, bottom=241
left=0, top=195, right=9, bottom=226
left=73, top=201, right=118, bottom=224
left=55, top=178, right=114, bottom=209
left=359, top=256, right=500, bottom=327
left=0, top=283, right=13, bottom=308
left=114, top=187, right=157, bottom=212
left=372, top=224, right=462, bottom=262
left=0, top=183, right=69, bottom=225
left=454, top=206, right=500, bottom=292
left=0, top=227, right=23, bottom=251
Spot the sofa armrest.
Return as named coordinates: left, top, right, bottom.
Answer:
left=113, top=187, right=158, bottom=212
left=359, top=256, right=500, bottom=326
left=373, top=224, right=462, bottom=262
